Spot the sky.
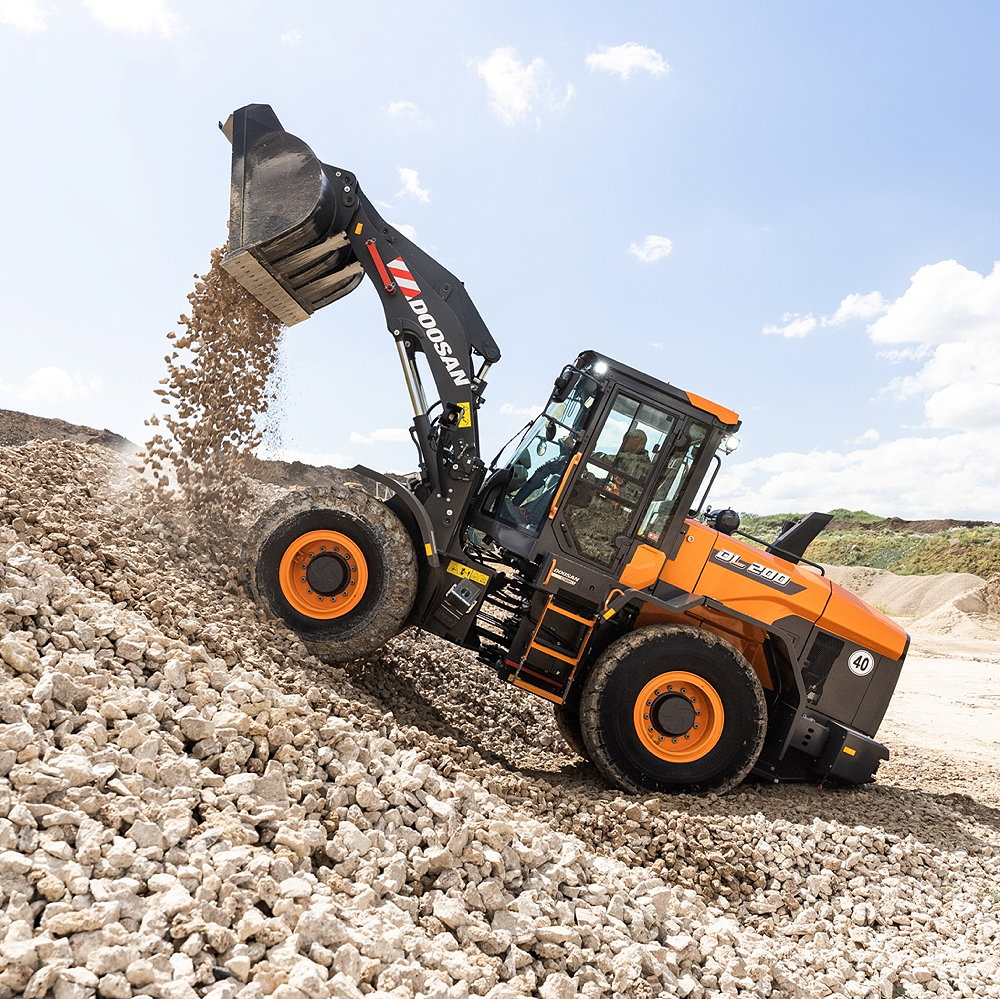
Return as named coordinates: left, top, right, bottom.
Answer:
left=2, top=0, right=999, bottom=519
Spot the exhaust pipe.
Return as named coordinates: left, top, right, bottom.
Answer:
left=219, top=104, right=364, bottom=326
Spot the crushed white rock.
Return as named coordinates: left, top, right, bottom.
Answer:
left=0, top=441, right=997, bottom=998
left=0, top=250, right=997, bottom=997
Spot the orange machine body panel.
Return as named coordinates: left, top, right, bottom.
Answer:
left=683, top=391, right=740, bottom=428
left=648, top=519, right=907, bottom=663
left=817, top=583, right=907, bottom=659
left=620, top=543, right=668, bottom=591
left=679, top=521, right=830, bottom=628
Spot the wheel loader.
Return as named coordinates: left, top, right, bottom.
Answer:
left=218, top=104, right=909, bottom=795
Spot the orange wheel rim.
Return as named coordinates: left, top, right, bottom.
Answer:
left=278, top=530, right=368, bottom=620
left=632, top=670, right=725, bottom=763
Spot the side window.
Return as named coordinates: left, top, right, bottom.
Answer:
left=638, top=422, right=710, bottom=542
left=563, top=394, right=674, bottom=564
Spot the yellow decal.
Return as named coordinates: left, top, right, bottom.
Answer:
left=425, top=543, right=433, bottom=557
left=842, top=746, right=857, bottom=757
left=603, top=608, right=617, bottom=620
left=457, top=401, right=472, bottom=428
left=354, top=222, right=364, bottom=235
left=447, top=560, right=489, bottom=585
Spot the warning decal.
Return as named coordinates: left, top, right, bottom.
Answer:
left=387, top=257, right=421, bottom=299
left=446, top=560, right=489, bottom=586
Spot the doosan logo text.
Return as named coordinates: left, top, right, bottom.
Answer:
left=386, top=255, right=470, bottom=387
left=406, top=297, right=471, bottom=387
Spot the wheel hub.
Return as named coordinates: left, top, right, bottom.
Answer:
left=632, top=670, right=725, bottom=763
left=278, top=530, right=369, bottom=620
left=651, top=692, right=696, bottom=736
left=306, top=553, right=349, bottom=595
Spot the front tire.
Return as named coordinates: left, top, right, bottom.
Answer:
left=553, top=703, right=590, bottom=761
left=579, top=625, right=766, bottom=795
left=247, top=485, right=417, bottom=662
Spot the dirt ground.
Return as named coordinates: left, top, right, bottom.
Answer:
left=878, top=634, right=1000, bottom=800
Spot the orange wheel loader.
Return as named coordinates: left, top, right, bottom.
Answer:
left=217, top=105, right=908, bottom=795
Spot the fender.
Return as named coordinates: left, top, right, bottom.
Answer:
left=352, top=464, right=440, bottom=567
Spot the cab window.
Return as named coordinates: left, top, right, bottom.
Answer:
left=638, top=421, right=710, bottom=543
left=563, top=394, right=674, bottom=565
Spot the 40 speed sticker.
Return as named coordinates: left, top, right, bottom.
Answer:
left=848, top=649, right=876, bottom=676
left=710, top=548, right=806, bottom=593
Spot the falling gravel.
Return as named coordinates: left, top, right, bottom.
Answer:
left=0, top=261, right=998, bottom=997
left=141, top=248, right=284, bottom=552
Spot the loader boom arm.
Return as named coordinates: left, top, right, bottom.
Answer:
left=221, top=104, right=501, bottom=519
left=340, top=186, right=501, bottom=494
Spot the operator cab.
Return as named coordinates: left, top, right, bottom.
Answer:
left=475, top=352, right=738, bottom=569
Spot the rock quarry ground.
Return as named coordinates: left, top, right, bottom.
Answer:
left=0, top=434, right=997, bottom=999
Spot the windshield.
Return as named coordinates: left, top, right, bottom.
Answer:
left=545, top=372, right=599, bottom=435
left=494, top=416, right=577, bottom=535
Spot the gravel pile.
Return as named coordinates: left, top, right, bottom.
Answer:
left=825, top=566, right=1000, bottom=641
left=1, top=440, right=999, bottom=999
left=1, top=256, right=997, bottom=998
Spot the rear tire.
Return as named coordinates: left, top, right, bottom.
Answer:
left=580, top=625, right=766, bottom=795
left=247, top=485, right=417, bottom=662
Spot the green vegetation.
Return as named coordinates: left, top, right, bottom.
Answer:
left=734, top=513, right=1000, bottom=576
left=826, top=508, right=886, bottom=524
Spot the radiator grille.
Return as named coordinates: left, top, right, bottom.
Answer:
left=802, top=631, right=844, bottom=702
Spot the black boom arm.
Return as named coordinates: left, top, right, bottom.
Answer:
left=221, top=104, right=502, bottom=517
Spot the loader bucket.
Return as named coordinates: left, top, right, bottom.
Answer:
left=220, top=104, right=363, bottom=326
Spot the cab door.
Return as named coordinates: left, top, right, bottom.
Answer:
left=554, top=391, right=668, bottom=570
left=551, top=390, right=714, bottom=576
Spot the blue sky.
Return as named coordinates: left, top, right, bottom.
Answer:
left=2, top=1, right=999, bottom=518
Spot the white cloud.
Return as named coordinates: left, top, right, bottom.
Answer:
left=739, top=259, right=1000, bottom=517
left=827, top=291, right=887, bottom=325
left=650, top=342, right=664, bottom=351
left=499, top=403, right=541, bottom=418
left=0, top=0, right=46, bottom=31
left=280, top=29, right=302, bottom=45
left=383, top=101, right=429, bottom=129
left=869, top=259, right=1000, bottom=346
left=397, top=168, right=430, bottom=203
left=82, top=0, right=180, bottom=37
left=869, top=260, right=1000, bottom=430
left=628, top=235, right=673, bottom=264
left=585, top=42, right=669, bottom=80
left=475, top=47, right=574, bottom=125
left=715, top=430, right=1000, bottom=520
left=0, top=366, right=103, bottom=404
left=386, top=101, right=419, bottom=118
left=762, top=313, right=818, bottom=338
left=348, top=427, right=410, bottom=445
left=393, top=223, right=417, bottom=241
left=764, top=291, right=885, bottom=339
left=850, top=428, right=880, bottom=444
